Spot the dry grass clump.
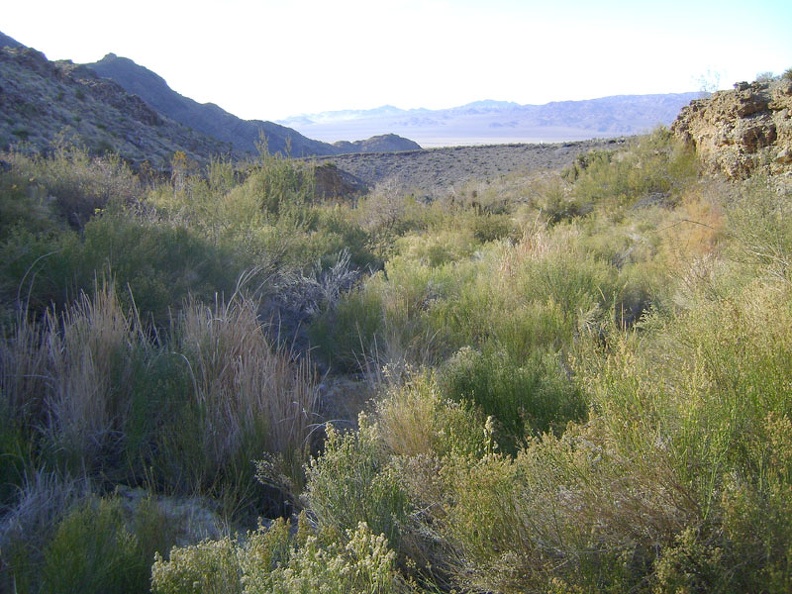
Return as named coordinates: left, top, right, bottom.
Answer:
left=174, top=295, right=319, bottom=480
left=44, top=283, right=141, bottom=462
left=1, top=282, right=141, bottom=472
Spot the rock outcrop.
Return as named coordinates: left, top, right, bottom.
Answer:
left=313, top=163, right=369, bottom=199
left=672, top=78, right=792, bottom=179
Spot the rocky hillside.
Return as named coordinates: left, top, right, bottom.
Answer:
left=0, top=44, right=228, bottom=166
left=672, top=76, right=792, bottom=179
left=0, top=31, right=23, bottom=50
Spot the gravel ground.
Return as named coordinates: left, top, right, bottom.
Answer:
left=312, top=137, right=628, bottom=198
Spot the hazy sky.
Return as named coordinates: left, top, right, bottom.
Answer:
left=3, top=0, right=790, bottom=121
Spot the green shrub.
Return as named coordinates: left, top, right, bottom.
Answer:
left=568, top=272, right=792, bottom=589
left=122, top=350, right=193, bottom=486
left=540, top=192, right=592, bottom=225
left=0, top=226, right=81, bottom=318
left=566, top=129, right=698, bottom=209
left=726, top=177, right=792, bottom=285
left=373, top=370, right=486, bottom=459
left=0, top=471, right=88, bottom=594
left=439, top=346, right=585, bottom=454
left=244, top=518, right=400, bottom=594
left=307, top=282, right=384, bottom=373
left=77, top=212, right=243, bottom=324
left=438, top=416, right=704, bottom=593
left=0, top=210, right=246, bottom=325
left=526, top=241, right=611, bottom=304
left=304, top=419, right=410, bottom=547
left=152, top=535, right=242, bottom=594
left=0, top=160, right=59, bottom=241
left=393, top=228, right=477, bottom=267
left=5, top=145, right=141, bottom=230
left=356, top=179, right=411, bottom=253
left=470, top=212, right=518, bottom=243
left=240, top=155, right=316, bottom=222
left=151, top=514, right=402, bottom=594
left=719, top=413, right=792, bottom=592
left=41, top=497, right=149, bottom=594
left=313, top=204, right=380, bottom=270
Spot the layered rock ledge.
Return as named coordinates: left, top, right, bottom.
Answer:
left=673, top=78, right=792, bottom=179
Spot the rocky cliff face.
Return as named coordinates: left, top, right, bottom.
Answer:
left=672, top=78, right=792, bottom=179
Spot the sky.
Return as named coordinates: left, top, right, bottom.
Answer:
left=3, top=0, right=791, bottom=121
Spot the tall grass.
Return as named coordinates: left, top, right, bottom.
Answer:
left=170, top=295, right=319, bottom=495
left=0, top=283, right=322, bottom=580
left=43, top=282, right=141, bottom=468
left=0, top=282, right=141, bottom=474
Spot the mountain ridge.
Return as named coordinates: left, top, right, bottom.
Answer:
left=0, top=42, right=229, bottom=166
left=0, top=32, right=422, bottom=164
left=86, top=53, right=421, bottom=157
left=278, top=93, right=703, bottom=147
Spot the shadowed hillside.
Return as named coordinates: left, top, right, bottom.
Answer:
left=86, top=53, right=340, bottom=158
left=87, top=54, right=422, bottom=157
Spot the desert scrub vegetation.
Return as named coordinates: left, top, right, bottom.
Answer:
left=2, top=129, right=792, bottom=592
left=150, top=512, right=403, bottom=594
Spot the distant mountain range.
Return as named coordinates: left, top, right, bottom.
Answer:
left=278, top=94, right=703, bottom=147
left=1, top=30, right=702, bottom=166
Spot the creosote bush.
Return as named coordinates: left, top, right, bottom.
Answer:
left=439, top=346, right=585, bottom=454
